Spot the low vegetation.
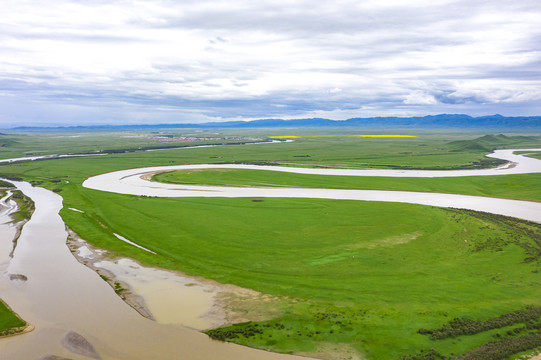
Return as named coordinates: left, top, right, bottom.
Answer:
left=8, top=190, right=35, bottom=223
left=418, top=306, right=541, bottom=340
left=406, top=306, right=541, bottom=360
left=523, top=151, right=541, bottom=160
left=0, top=179, right=14, bottom=188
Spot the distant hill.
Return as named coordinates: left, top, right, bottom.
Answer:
left=10, top=114, right=541, bottom=131
left=0, top=133, right=19, bottom=147
left=448, top=134, right=541, bottom=152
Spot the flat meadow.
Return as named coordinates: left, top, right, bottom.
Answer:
left=1, top=130, right=541, bottom=359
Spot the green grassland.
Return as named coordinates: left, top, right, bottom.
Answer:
left=525, top=152, right=541, bottom=160
left=0, top=130, right=266, bottom=159
left=0, top=131, right=539, bottom=169
left=0, top=132, right=541, bottom=358
left=40, top=190, right=541, bottom=359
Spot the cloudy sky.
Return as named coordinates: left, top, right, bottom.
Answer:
left=1, top=0, right=540, bottom=126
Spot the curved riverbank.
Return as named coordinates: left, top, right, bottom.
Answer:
left=65, top=228, right=270, bottom=331
left=83, top=149, right=541, bottom=223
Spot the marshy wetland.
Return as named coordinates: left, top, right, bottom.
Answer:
left=2, top=131, right=541, bottom=359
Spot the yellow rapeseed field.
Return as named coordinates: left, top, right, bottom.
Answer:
left=269, top=135, right=417, bottom=139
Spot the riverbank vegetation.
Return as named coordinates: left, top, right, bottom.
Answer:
left=0, top=131, right=541, bottom=358
left=0, top=179, right=14, bottom=188
left=8, top=190, right=35, bottom=223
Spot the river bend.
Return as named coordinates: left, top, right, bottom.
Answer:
left=83, top=149, right=541, bottom=223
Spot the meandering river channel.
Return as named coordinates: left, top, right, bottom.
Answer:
left=1, top=148, right=541, bottom=359
left=84, top=148, right=541, bottom=223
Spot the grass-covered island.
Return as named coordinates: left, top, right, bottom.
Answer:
left=0, top=299, right=29, bottom=338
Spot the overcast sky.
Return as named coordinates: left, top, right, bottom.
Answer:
left=1, top=0, right=540, bottom=127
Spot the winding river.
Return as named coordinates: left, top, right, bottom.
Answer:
left=1, top=147, right=541, bottom=359
left=83, top=148, right=541, bottom=223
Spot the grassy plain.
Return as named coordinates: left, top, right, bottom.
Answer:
left=0, top=130, right=264, bottom=159
left=1, top=131, right=541, bottom=358
left=38, top=191, right=541, bottom=359
left=524, top=151, right=541, bottom=160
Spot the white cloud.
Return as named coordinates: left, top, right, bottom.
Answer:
left=404, top=91, right=438, bottom=105
left=0, top=0, right=540, bottom=126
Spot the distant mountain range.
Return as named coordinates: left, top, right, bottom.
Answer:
left=11, top=114, right=541, bottom=130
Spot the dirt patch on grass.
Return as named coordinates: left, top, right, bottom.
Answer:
left=297, top=342, right=364, bottom=360
left=211, top=291, right=285, bottom=327
left=349, top=231, right=422, bottom=250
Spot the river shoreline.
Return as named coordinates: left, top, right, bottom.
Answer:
left=0, top=190, right=35, bottom=339
left=65, top=226, right=281, bottom=331
left=65, top=228, right=154, bottom=320
left=0, top=180, right=308, bottom=360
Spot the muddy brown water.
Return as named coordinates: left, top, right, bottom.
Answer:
left=0, top=181, right=308, bottom=360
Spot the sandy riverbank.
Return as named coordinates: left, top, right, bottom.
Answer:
left=65, top=227, right=284, bottom=331
left=65, top=228, right=153, bottom=320
left=0, top=190, right=35, bottom=339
